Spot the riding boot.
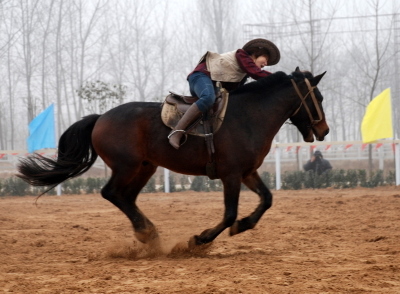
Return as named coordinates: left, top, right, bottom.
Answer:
left=168, top=103, right=202, bottom=149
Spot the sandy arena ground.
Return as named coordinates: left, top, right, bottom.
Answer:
left=1, top=187, right=400, bottom=293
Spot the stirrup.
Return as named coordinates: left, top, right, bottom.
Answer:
left=168, top=130, right=188, bottom=146
left=167, top=129, right=185, bottom=139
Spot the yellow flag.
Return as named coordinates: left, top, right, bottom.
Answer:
left=361, top=88, right=393, bottom=143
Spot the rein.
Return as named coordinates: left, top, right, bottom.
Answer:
left=290, top=78, right=323, bottom=125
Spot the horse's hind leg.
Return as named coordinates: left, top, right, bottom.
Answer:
left=230, top=171, right=272, bottom=236
left=101, top=164, right=158, bottom=243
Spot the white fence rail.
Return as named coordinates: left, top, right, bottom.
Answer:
left=1, top=140, right=399, bottom=192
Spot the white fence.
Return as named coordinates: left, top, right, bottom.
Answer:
left=269, top=140, right=400, bottom=189
left=2, top=139, right=399, bottom=191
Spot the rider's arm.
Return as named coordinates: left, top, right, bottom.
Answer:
left=236, top=49, right=272, bottom=80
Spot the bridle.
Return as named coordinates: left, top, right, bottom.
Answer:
left=290, top=78, right=323, bottom=126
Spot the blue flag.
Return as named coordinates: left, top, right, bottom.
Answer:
left=27, top=104, right=56, bottom=153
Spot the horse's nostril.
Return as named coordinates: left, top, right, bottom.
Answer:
left=324, top=129, right=330, bottom=136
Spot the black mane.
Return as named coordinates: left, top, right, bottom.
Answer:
left=231, top=71, right=289, bottom=96
left=290, top=70, right=314, bottom=80
left=231, top=69, right=314, bottom=97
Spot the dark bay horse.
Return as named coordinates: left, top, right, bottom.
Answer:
left=17, top=68, right=329, bottom=248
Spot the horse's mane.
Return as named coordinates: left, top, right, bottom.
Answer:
left=291, top=70, right=313, bottom=80
left=231, top=70, right=314, bottom=96
left=231, top=71, right=289, bottom=96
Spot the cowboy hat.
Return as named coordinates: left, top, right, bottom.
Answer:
left=242, top=38, right=280, bottom=66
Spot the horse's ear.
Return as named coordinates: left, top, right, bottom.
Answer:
left=310, top=71, right=327, bottom=86
left=295, top=66, right=301, bottom=72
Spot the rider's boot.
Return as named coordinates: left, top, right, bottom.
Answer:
left=168, top=104, right=202, bottom=149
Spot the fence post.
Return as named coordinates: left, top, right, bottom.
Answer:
left=396, top=143, right=400, bottom=186
left=275, top=145, right=281, bottom=190
left=164, top=168, right=170, bottom=193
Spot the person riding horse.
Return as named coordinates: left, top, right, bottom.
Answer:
left=17, top=67, right=329, bottom=248
left=168, top=38, right=281, bottom=149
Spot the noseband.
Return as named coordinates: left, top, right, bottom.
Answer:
left=290, top=78, right=323, bottom=126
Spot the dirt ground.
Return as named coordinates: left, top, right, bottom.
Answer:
left=1, top=187, right=400, bottom=294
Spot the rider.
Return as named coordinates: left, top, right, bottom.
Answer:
left=168, top=38, right=281, bottom=149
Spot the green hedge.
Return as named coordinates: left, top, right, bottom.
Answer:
left=0, top=169, right=396, bottom=197
left=184, top=170, right=394, bottom=191
left=281, top=169, right=392, bottom=190
left=0, top=175, right=156, bottom=197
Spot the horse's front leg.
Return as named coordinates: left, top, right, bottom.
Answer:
left=230, top=171, right=272, bottom=236
left=190, top=176, right=241, bottom=246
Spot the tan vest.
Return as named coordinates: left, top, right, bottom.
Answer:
left=201, top=50, right=247, bottom=82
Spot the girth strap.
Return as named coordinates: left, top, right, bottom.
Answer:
left=203, top=114, right=218, bottom=180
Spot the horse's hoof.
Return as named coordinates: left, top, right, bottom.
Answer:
left=170, top=241, right=189, bottom=253
left=229, top=221, right=239, bottom=236
left=188, top=235, right=201, bottom=249
left=135, top=228, right=159, bottom=244
left=230, top=219, right=255, bottom=236
left=188, top=236, right=213, bottom=253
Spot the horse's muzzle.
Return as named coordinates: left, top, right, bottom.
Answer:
left=313, top=120, right=329, bottom=141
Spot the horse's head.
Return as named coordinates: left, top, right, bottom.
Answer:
left=289, top=67, right=329, bottom=142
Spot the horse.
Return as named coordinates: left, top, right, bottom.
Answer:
left=17, top=67, right=329, bottom=248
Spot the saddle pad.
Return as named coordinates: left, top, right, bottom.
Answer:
left=161, top=90, right=229, bottom=137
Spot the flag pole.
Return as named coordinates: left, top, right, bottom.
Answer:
left=390, top=88, right=399, bottom=186
left=54, top=102, right=61, bottom=196
left=391, top=88, right=399, bottom=186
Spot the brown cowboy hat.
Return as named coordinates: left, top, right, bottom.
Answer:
left=242, top=38, right=280, bottom=66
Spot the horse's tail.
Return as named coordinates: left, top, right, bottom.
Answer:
left=17, top=114, right=101, bottom=193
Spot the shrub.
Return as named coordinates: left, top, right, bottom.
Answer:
left=142, top=177, right=157, bottom=193
left=180, top=176, right=187, bottom=191
left=209, top=179, right=223, bottom=191
left=32, top=185, right=57, bottom=196
left=0, top=168, right=396, bottom=197
left=368, top=170, right=384, bottom=187
left=63, top=178, right=84, bottom=194
left=86, top=177, right=101, bottom=194
left=169, top=174, right=177, bottom=192
left=358, top=170, right=368, bottom=187
left=386, top=171, right=396, bottom=185
left=1, top=177, right=30, bottom=196
left=262, top=171, right=276, bottom=190
left=282, top=171, right=304, bottom=190
left=190, top=176, right=209, bottom=192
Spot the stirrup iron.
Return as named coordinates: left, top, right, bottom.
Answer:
left=168, top=130, right=188, bottom=146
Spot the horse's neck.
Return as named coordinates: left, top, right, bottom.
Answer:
left=238, top=90, right=296, bottom=128
left=224, top=95, right=291, bottom=153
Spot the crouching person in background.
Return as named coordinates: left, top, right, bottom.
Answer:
left=303, top=150, right=332, bottom=175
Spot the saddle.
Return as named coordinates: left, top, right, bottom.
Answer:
left=161, top=86, right=229, bottom=180
left=161, top=87, right=229, bottom=137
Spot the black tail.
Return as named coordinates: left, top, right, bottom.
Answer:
left=17, top=114, right=101, bottom=192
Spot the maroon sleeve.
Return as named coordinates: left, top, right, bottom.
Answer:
left=236, top=49, right=272, bottom=80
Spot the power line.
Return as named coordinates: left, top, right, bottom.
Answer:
left=244, top=13, right=399, bottom=28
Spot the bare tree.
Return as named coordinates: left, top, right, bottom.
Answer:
left=106, top=1, right=135, bottom=100
left=126, top=0, right=155, bottom=101
left=196, top=0, right=239, bottom=52
left=1, top=1, right=21, bottom=149
left=74, top=0, right=107, bottom=117
left=54, top=0, right=64, bottom=136
left=153, top=1, right=176, bottom=101
left=39, top=0, right=56, bottom=110
left=346, top=0, right=394, bottom=171
left=260, top=0, right=341, bottom=165
left=0, top=0, right=398, bottom=153
left=18, top=0, right=41, bottom=123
